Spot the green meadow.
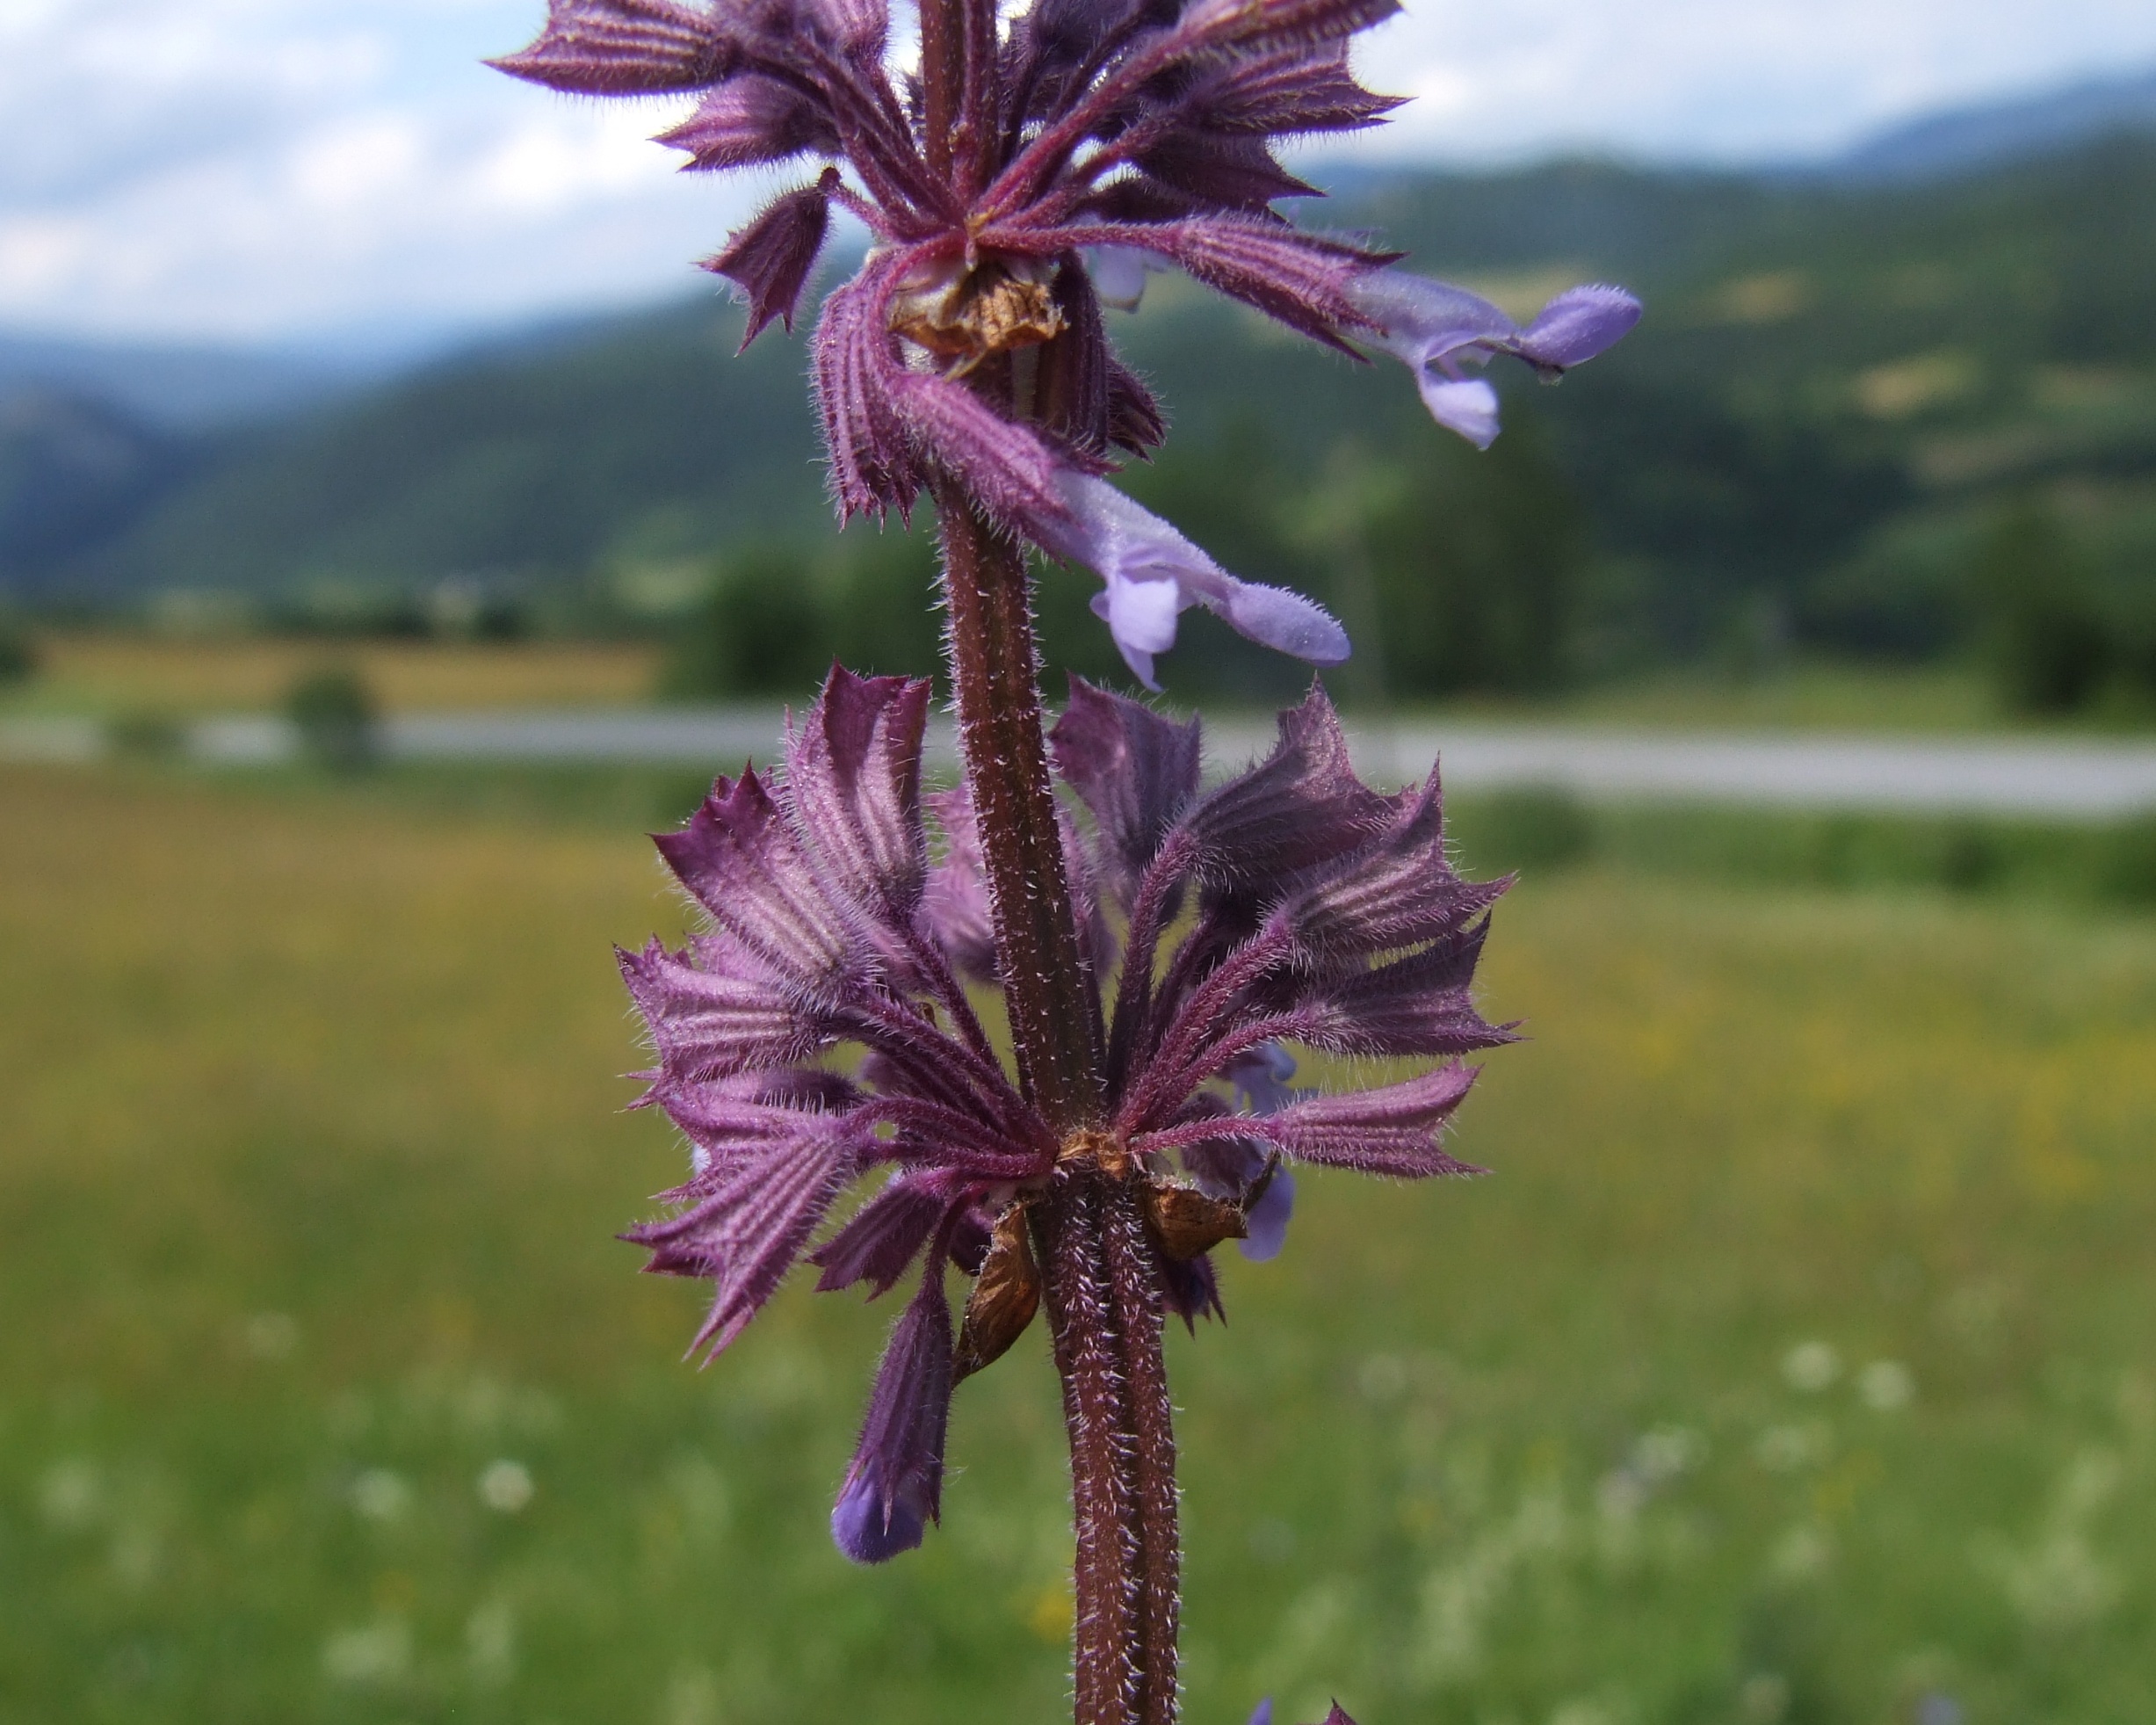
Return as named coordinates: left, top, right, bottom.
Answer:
left=3, top=762, right=2152, bottom=1725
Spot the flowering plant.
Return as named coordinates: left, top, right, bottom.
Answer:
left=493, top=2, right=1636, bottom=1720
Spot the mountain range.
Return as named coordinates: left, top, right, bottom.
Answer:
left=4, top=69, right=2154, bottom=699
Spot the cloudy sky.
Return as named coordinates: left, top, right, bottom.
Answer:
left=5, top=0, right=2155, bottom=349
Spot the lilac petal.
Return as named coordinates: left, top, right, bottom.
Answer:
left=813, top=1174, right=950, bottom=1295
left=1090, top=569, right=1182, bottom=691
left=1084, top=244, right=1154, bottom=313
left=1220, top=580, right=1350, bottom=667
left=1420, top=376, right=1501, bottom=450
left=812, top=256, right=920, bottom=523
left=1517, top=283, right=1643, bottom=374
left=703, top=176, right=833, bottom=351
left=627, top=1121, right=865, bottom=1359
left=1320, top=1709, right=1358, bottom=1725
left=785, top=665, right=933, bottom=920
left=655, top=768, right=856, bottom=987
left=1225, top=1040, right=1298, bottom=1113
left=1180, top=1133, right=1268, bottom=1202
left=1238, top=1165, right=1294, bottom=1261
left=1037, top=472, right=1349, bottom=688
left=1349, top=270, right=1516, bottom=359
left=487, top=0, right=737, bottom=94
left=1248, top=1703, right=1274, bottom=1725
left=656, top=76, right=839, bottom=171
left=1349, top=270, right=1639, bottom=443
left=831, top=1276, right=954, bottom=1562
left=1051, top=677, right=1202, bottom=902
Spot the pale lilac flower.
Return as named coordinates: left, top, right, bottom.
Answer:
left=1248, top=1703, right=1356, bottom=1724
left=1035, top=470, right=1350, bottom=690
left=1084, top=244, right=1160, bottom=313
left=1348, top=272, right=1641, bottom=448
left=621, top=668, right=1508, bottom=1562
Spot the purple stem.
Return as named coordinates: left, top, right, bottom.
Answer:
left=932, top=445, right=1181, bottom=1725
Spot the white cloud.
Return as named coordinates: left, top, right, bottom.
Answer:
left=1352, top=0, right=2156, bottom=162
left=2, top=0, right=2153, bottom=344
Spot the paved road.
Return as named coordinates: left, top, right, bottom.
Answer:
left=9, top=707, right=2156, bottom=820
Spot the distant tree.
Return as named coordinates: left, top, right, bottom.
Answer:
left=1359, top=409, right=1585, bottom=697
left=826, top=525, right=944, bottom=680
left=659, top=546, right=830, bottom=699
left=286, top=664, right=380, bottom=772
left=0, top=613, right=35, bottom=683
left=1973, top=502, right=2109, bottom=714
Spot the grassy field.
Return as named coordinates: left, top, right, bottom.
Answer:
left=12, top=634, right=2154, bottom=739
left=3, top=763, right=2153, bottom=1725
left=1, top=635, right=662, bottom=718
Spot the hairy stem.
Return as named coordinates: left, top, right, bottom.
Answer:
left=1036, top=1172, right=1181, bottom=1725
left=934, top=487, right=1179, bottom=1725
left=936, top=489, right=1102, bottom=1128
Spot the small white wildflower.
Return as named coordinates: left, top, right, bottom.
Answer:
left=1634, top=1424, right=1705, bottom=1482
left=242, top=1312, right=299, bottom=1361
left=39, top=1459, right=102, bottom=1531
left=1858, top=1359, right=1914, bottom=1411
left=322, top=1618, right=413, bottom=1686
left=1781, top=1341, right=1841, bottom=1393
left=351, top=1468, right=411, bottom=1523
left=1754, top=1422, right=1830, bottom=1473
left=467, top=1598, right=517, bottom=1686
left=478, top=1459, right=534, bottom=1514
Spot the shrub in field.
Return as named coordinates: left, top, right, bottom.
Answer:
left=286, top=664, right=380, bottom=773
left=1458, top=787, right=1597, bottom=875
left=1973, top=503, right=2109, bottom=715
left=658, top=547, right=830, bottom=699
left=0, top=615, right=36, bottom=683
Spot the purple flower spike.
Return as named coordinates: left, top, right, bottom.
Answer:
left=616, top=663, right=1507, bottom=1553
left=1349, top=272, right=1640, bottom=446
left=1036, top=471, right=1349, bottom=690
left=832, top=1276, right=954, bottom=1563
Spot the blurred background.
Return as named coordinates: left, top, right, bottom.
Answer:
left=3, top=2, right=2153, bottom=1721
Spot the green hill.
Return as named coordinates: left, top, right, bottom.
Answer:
left=60, top=137, right=2156, bottom=703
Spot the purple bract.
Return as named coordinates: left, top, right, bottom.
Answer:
left=619, top=665, right=1510, bottom=1558
left=492, top=0, right=1638, bottom=686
